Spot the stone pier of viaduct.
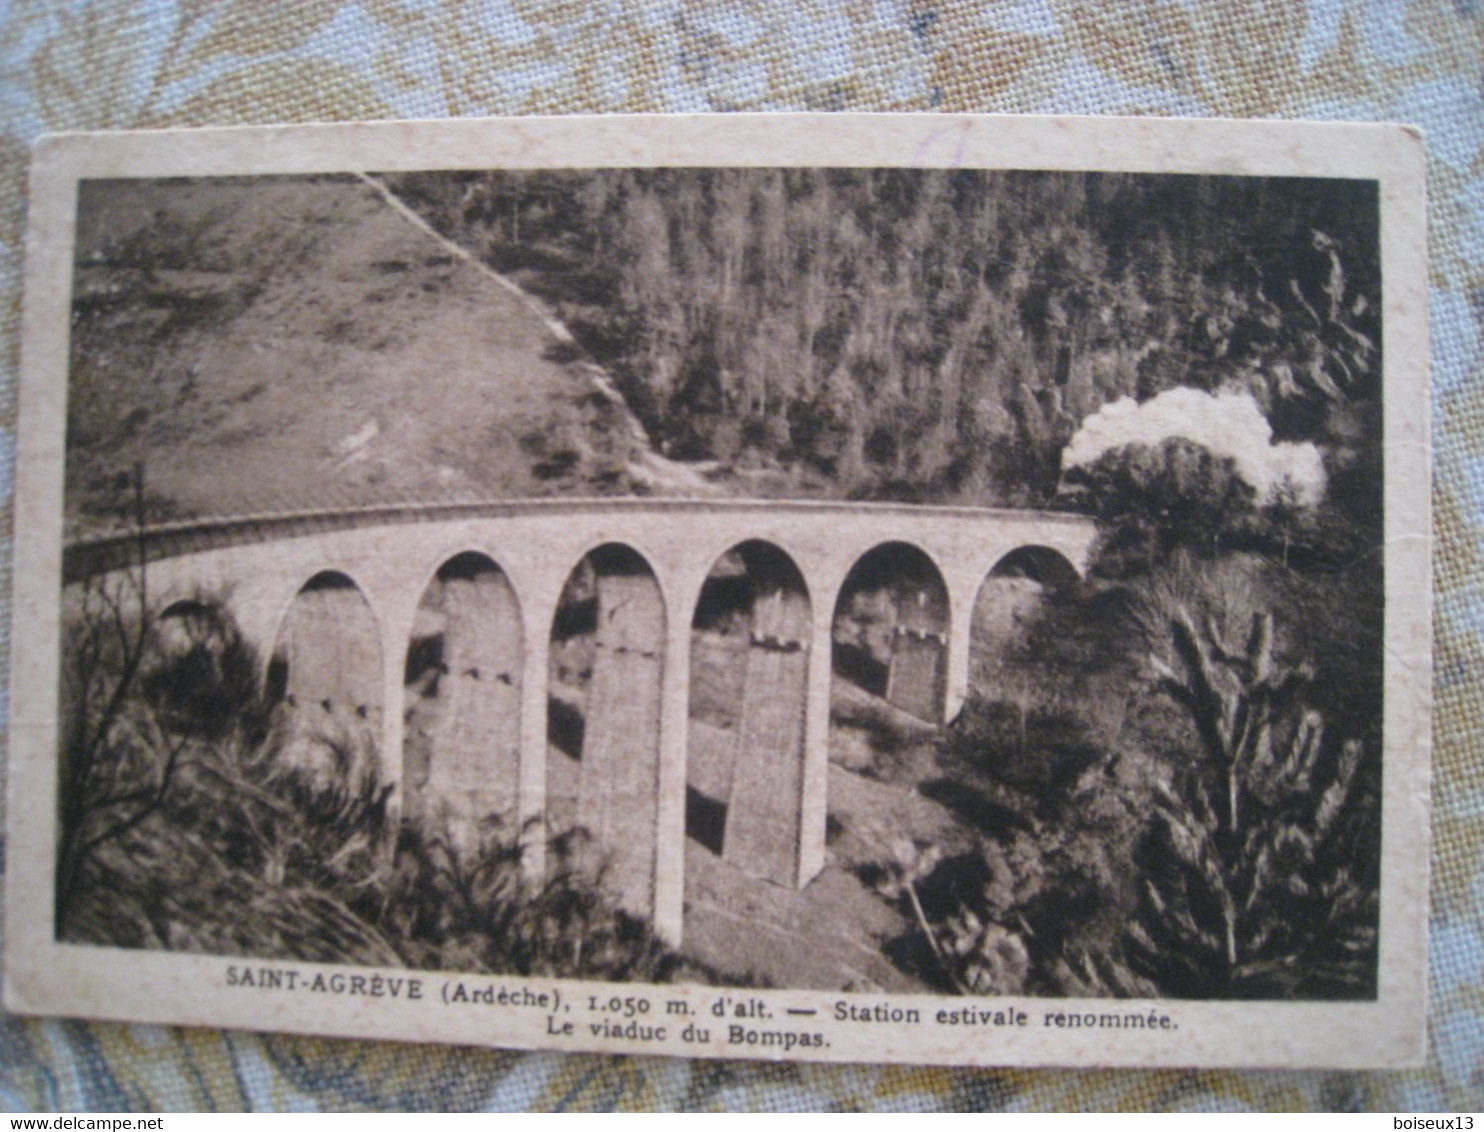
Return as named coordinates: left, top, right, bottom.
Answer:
left=64, top=498, right=1098, bottom=944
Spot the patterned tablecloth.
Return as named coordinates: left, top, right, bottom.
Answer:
left=0, top=0, right=1480, bottom=1113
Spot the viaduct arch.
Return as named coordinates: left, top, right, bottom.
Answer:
left=64, top=498, right=1097, bottom=944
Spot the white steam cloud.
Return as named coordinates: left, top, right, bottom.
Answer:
left=1061, top=388, right=1327, bottom=506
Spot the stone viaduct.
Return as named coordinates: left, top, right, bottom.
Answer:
left=64, top=498, right=1098, bottom=944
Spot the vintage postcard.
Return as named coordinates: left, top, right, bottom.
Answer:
left=5, top=114, right=1430, bottom=1069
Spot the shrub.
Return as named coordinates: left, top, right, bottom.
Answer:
left=57, top=569, right=194, bottom=934
left=1068, top=436, right=1258, bottom=571
left=1126, top=595, right=1380, bottom=998
left=943, top=698, right=1104, bottom=819
left=914, top=575, right=1160, bottom=997
left=377, top=823, right=681, bottom=982
left=869, top=790, right=1158, bottom=997
left=869, top=838, right=1030, bottom=995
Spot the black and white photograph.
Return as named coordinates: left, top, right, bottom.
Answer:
left=6, top=116, right=1430, bottom=1068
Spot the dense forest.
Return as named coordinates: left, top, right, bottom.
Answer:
left=384, top=167, right=1380, bottom=522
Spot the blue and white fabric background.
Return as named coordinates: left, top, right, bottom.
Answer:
left=0, top=0, right=1480, bottom=1112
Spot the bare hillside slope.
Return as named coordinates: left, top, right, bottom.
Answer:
left=66, top=174, right=703, bottom=539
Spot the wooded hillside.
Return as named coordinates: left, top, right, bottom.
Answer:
left=385, top=168, right=1380, bottom=515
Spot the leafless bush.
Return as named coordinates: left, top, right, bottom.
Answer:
left=56, top=569, right=188, bottom=932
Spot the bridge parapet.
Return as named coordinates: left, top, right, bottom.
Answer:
left=63, top=498, right=1098, bottom=583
